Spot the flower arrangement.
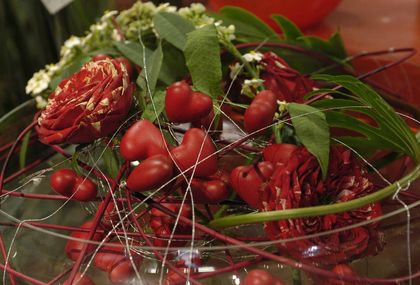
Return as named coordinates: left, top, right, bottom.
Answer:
left=1, top=1, right=419, bottom=285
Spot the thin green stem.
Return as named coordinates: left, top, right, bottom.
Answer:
left=209, top=164, right=420, bottom=228
left=272, top=122, right=283, bottom=144
left=292, top=269, right=302, bottom=285
left=18, top=131, right=31, bottom=169
left=213, top=192, right=236, bottom=220
left=136, top=89, right=147, bottom=113
left=222, top=41, right=259, bottom=79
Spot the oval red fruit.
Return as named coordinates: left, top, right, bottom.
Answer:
left=51, top=169, right=97, bottom=202
left=120, top=119, right=168, bottom=162
left=165, top=81, right=212, bottom=123
left=51, top=169, right=77, bottom=196
left=190, top=174, right=229, bottom=203
left=170, top=128, right=218, bottom=177
left=65, top=221, right=104, bottom=261
left=108, top=259, right=138, bottom=284
left=231, top=161, right=274, bottom=208
left=244, top=269, right=285, bottom=285
left=94, top=244, right=126, bottom=272
left=263, top=143, right=298, bottom=165
left=244, top=90, right=277, bottom=134
left=72, top=176, right=98, bottom=201
left=126, top=154, right=174, bottom=192
left=329, top=264, right=358, bottom=285
left=63, top=273, right=96, bottom=285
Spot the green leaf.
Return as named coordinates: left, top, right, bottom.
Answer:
left=184, top=25, right=222, bottom=98
left=159, top=42, right=189, bottom=85
left=136, top=41, right=163, bottom=95
left=103, top=146, right=120, bottom=178
left=142, top=90, right=166, bottom=122
left=304, top=36, right=336, bottom=55
left=115, top=40, right=186, bottom=86
left=19, top=131, right=31, bottom=169
left=328, top=31, right=347, bottom=59
left=288, top=103, right=330, bottom=178
left=153, top=12, right=195, bottom=50
left=272, top=15, right=304, bottom=42
left=114, top=41, right=150, bottom=66
left=217, top=7, right=278, bottom=42
left=50, top=55, right=91, bottom=89
left=311, top=74, right=420, bottom=162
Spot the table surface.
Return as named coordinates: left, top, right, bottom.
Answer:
left=307, top=0, right=420, bottom=64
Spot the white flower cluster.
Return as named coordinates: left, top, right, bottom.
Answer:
left=229, top=51, right=263, bottom=80
left=242, top=51, right=263, bottom=63
left=117, top=2, right=176, bottom=39
left=26, top=1, right=237, bottom=107
left=179, top=3, right=235, bottom=43
left=241, top=78, right=265, bottom=97
left=178, top=3, right=211, bottom=26
left=26, top=8, right=120, bottom=99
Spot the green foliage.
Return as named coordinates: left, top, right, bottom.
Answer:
left=153, top=12, right=195, bottom=50
left=19, top=131, right=31, bottom=169
left=311, top=75, right=420, bottom=161
left=184, top=25, right=222, bottom=98
left=159, top=42, right=189, bottom=85
left=216, top=6, right=278, bottom=42
left=288, top=103, right=330, bottom=178
left=208, top=6, right=279, bottom=42
left=115, top=40, right=187, bottom=87
left=114, top=41, right=149, bottom=66
left=136, top=41, right=163, bottom=95
left=142, top=90, right=165, bottom=122
left=102, top=145, right=120, bottom=178
left=273, top=15, right=347, bottom=61
left=271, top=15, right=304, bottom=42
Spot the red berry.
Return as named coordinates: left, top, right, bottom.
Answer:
left=231, top=161, right=274, bottom=208
left=72, top=176, right=97, bottom=201
left=108, top=259, right=138, bottom=284
left=329, top=264, right=358, bottom=285
left=165, top=81, right=212, bottom=123
left=120, top=119, right=168, bottom=162
left=65, top=221, right=104, bottom=261
left=189, top=170, right=230, bottom=203
left=243, top=269, right=285, bottom=285
left=50, top=169, right=97, bottom=202
left=51, top=169, right=77, bottom=196
left=244, top=90, right=277, bottom=134
left=263, top=143, right=298, bottom=165
left=126, top=154, right=174, bottom=192
left=170, top=128, right=218, bottom=178
left=63, top=273, right=96, bottom=285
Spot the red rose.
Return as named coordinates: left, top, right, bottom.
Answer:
left=37, top=57, right=135, bottom=144
left=261, top=145, right=384, bottom=264
left=261, top=52, right=314, bottom=103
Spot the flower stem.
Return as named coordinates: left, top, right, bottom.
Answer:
left=222, top=41, right=259, bottom=79
left=292, top=269, right=302, bottom=285
left=208, top=164, right=420, bottom=228
left=213, top=192, right=236, bottom=220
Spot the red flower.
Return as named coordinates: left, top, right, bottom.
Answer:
left=37, top=57, right=135, bottom=144
left=261, top=145, right=384, bottom=264
left=261, top=52, right=314, bottom=103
